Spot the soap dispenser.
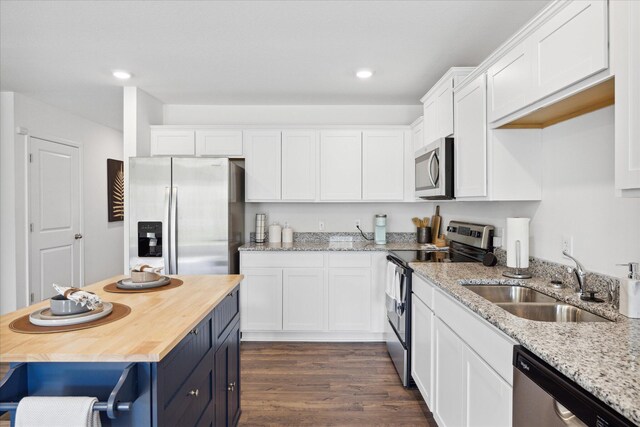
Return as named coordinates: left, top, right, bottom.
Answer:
left=618, top=262, right=640, bottom=318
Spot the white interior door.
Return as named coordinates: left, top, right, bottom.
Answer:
left=29, top=136, right=82, bottom=303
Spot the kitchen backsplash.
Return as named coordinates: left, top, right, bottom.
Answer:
left=249, top=231, right=417, bottom=243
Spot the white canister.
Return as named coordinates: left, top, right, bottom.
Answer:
left=282, top=223, right=293, bottom=243
left=620, top=279, right=640, bottom=318
left=269, top=224, right=282, bottom=243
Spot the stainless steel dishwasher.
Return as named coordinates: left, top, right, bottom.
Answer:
left=513, top=346, right=633, bottom=427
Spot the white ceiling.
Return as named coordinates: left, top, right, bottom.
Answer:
left=1, top=0, right=548, bottom=130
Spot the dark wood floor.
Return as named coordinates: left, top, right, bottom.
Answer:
left=0, top=342, right=436, bottom=426
left=239, top=342, right=436, bottom=426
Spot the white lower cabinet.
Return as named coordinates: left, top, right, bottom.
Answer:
left=240, top=268, right=283, bottom=331
left=412, top=274, right=516, bottom=427
left=434, top=317, right=465, bottom=427
left=328, top=268, right=371, bottom=331
left=240, top=252, right=383, bottom=340
left=282, top=268, right=325, bottom=331
left=411, top=294, right=434, bottom=409
left=464, top=346, right=512, bottom=427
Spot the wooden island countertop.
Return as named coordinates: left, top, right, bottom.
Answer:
left=0, top=274, right=243, bottom=363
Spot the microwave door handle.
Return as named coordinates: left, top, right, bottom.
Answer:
left=427, top=151, right=438, bottom=187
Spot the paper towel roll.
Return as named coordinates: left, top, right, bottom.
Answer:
left=506, top=218, right=530, bottom=269
left=269, top=224, right=282, bottom=243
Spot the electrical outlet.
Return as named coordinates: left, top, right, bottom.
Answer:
left=561, top=235, right=573, bottom=255
left=319, top=221, right=325, bottom=231
left=355, top=219, right=361, bottom=228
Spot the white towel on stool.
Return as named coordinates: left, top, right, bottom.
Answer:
left=15, top=396, right=101, bottom=427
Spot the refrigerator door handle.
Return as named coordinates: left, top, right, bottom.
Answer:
left=170, top=187, right=178, bottom=274
left=163, top=187, right=171, bottom=275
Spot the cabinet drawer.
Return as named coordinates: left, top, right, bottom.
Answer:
left=215, top=286, right=240, bottom=342
left=328, top=253, right=371, bottom=268
left=158, top=314, right=213, bottom=407
left=241, top=252, right=324, bottom=268
left=162, top=348, right=214, bottom=427
left=412, top=273, right=434, bottom=309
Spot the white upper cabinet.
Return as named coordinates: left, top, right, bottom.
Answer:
left=245, top=130, right=282, bottom=201
left=195, top=130, right=243, bottom=156
left=612, top=0, right=640, bottom=195
left=411, top=117, right=424, bottom=153
left=320, top=131, right=362, bottom=201
left=150, top=130, right=195, bottom=156
left=421, top=68, right=474, bottom=145
left=531, top=0, right=608, bottom=100
left=281, top=130, right=317, bottom=201
left=455, top=74, right=488, bottom=198
left=362, top=131, right=404, bottom=201
left=487, top=40, right=534, bottom=123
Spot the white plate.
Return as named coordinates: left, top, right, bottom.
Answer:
left=29, top=303, right=113, bottom=326
left=117, top=276, right=171, bottom=289
left=39, top=305, right=104, bottom=321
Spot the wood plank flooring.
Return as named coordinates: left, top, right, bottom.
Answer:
left=0, top=342, right=436, bottom=426
left=239, top=342, right=436, bottom=426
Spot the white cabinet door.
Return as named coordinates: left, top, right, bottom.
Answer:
left=150, top=130, right=195, bottom=156
left=435, top=81, right=454, bottom=138
left=362, top=131, right=404, bottom=201
left=320, top=131, right=362, bottom=200
left=411, top=294, right=434, bottom=409
left=463, top=346, right=512, bottom=427
left=245, top=130, right=282, bottom=201
left=328, top=268, right=371, bottom=331
left=195, top=130, right=243, bottom=156
left=281, top=130, right=317, bottom=201
left=613, top=0, right=640, bottom=193
left=283, top=268, right=325, bottom=331
left=532, top=0, right=608, bottom=100
left=423, top=98, right=437, bottom=145
left=241, top=268, right=283, bottom=331
left=411, top=118, right=424, bottom=153
left=434, top=317, right=464, bottom=427
left=487, top=40, right=533, bottom=122
left=455, top=74, right=488, bottom=198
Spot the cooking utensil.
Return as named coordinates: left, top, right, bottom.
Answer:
left=431, top=205, right=441, bottom=244
left=412, top=217, right=422, bottom=228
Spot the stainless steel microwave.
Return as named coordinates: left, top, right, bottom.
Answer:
left=415, top=137, right=454, bottom=200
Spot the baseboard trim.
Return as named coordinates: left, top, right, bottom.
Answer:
left=241, top=331, right=386, bottom=342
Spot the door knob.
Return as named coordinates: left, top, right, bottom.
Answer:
left=74, top=233, right=83, bottom=240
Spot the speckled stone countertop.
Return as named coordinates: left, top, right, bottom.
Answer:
left=239, top=241, right=435, bottom=251
left=410, top=262, right=640, bottom=425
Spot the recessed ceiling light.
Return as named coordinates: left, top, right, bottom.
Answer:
left=112, top=70, right=132, bottom=80
left=356, top=69, right=374, bottom=79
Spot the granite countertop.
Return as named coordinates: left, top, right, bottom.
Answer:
left=239, top=241, right=432, bottom=252
left=410, top=262, right=640, bottom=425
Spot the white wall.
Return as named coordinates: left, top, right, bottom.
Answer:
left=122, top=87, right=164, bottom=271
left=246, top=107, right=640, bottom=278
left=163, top=104, right=422, bottom=126
left=0, top=92, right=124, bottom=313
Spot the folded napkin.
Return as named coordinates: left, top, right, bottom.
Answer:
left=15, top=396, right=101, bottom=427
left=131, top=264, right=162, bottom=273
left=52, top=284, right=103, bottom=311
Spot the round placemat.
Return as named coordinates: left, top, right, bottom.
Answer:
left=103, top=278, right=183, bottom=293
left=9, top=302, right=131, bottom=334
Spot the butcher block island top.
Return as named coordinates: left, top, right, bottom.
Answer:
left=0, top=274, right=243, bottom=363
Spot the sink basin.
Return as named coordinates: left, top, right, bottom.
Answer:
left=497, top=303, right=611, bottom=322
left=464, top=285, right=558, bottom=303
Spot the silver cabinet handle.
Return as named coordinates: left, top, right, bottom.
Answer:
left=188, top=389, right=199, bottom=397
left=74, top=233, right=83, bottom=240
left=227, top=382, right=236, bottom=392
left=227, top=292, right=233, bottom=297
left=170, top=187, right=178, bottom=274
left=189, top=328, right=198, bottom=336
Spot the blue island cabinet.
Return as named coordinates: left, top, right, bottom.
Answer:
left=0, top=285, right=241, bottom=427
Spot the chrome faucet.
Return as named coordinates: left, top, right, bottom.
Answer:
left=562, top=251, right=603, bottom=302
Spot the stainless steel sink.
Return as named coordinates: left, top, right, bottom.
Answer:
left=497, top=303, right=611, bottom=323
left=464, top=285, right=558, bottom=303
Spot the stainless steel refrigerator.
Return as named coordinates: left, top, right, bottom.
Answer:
left=129, top=157, right=244, bottom=275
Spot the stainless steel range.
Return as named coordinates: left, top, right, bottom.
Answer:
left=385, top=221, right=494, bottom=387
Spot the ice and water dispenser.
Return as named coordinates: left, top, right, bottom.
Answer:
left=138, top=221, right=162, bottom=257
